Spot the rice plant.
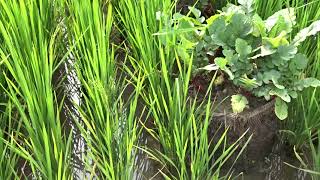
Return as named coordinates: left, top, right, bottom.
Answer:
left=284, top=130, right=320, bottom=180
left=68, top=0, right=142, bottom=178
left=0, top=0, right=73, bottom=178
left=115, top=0, right=249, bottom=178
left=140, top=49, right=249, bottom=179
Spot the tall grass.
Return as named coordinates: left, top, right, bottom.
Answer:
left=0, top=0, right=73, bottom=178
left=68, top=0, right=142, bottom=178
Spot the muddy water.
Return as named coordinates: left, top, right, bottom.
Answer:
left=240, top=139, right=309, bottom=180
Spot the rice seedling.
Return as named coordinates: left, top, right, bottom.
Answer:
left=68, top=0, right=142, bottom=178
left=0, top=0, right=73, bottom=178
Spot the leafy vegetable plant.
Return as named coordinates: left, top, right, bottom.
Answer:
left=161, top=0, right=320, bottom=120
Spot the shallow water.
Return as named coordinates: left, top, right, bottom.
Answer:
left=134, top=130, right=162, bottom=180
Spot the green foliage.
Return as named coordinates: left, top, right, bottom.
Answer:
left=275, top=97, right=288, bottom=120
left=165, top=0, right=320, bottom=119
left=0, top=0, right=73, bottom=179
left=231, top=94, right=248, bottom=113
left=117, top=1, right=250, bottom=178
left=69, top=1, right=142, bottom=178
left=0, top=102, right=18, bottom=179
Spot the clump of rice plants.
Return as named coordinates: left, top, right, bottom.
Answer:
left=0, top=0, right=73, bottom=178
left=115, top=0, right=250, bottom=178
left=68, top=0, right=142, bottom=178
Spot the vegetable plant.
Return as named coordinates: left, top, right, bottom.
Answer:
left=164, top=0, right=320, bottom=120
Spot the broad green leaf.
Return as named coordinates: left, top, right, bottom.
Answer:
left=293, top=20, right=320, bottom=46
left=223, top=49, right=234, bottom=58
left=179, top=36, right=198, bottom=49
left=288, top=90, right=298, bottom=99
left=238, top=0, right=255, bottom=13
left=253, top=86, right=271, bottom=100
left=269, top=15, right=294, bottom=37
left=222, top=4, right=245, bottom=16
left=206, top=14, right=221, bottom=25
left=235, top=38, right=252, bottom=57
left=275, top=97, right=288, bottom=120
left=258, top=32, right=289, bottom=58
left=262, top=70, right=283, bottom=89
left=289, top=53, right=308, bottom=73
left=260, top=44, right=276, bottom=57
left=188, top=6, right=202, bottom=18
left=208, top=17, right=226, bottom=34
left=208, top=17, right=227, bottom=46
left=177, top=46, right=191, bottom=62
left=262, top=31, right=289, bottom=48
left=214, top=57, right=227, bottom=68
left=265, top=8, right=295, bottom=32
left=294, top=78, right=320, bottom=91
left=214, top=57, right=234, bottom=79
left=229, top=13, right=253, bottom=37
left=178, top=18, right=195, bottom=30
left=269, top=88, right=291, bottom=102
left=277, top=45, right=297, bottom=61
left=172, top=13, right=185, bottom=20
left=231, top=94, right=248, bottom=113
left=223, top=49, right=238, bottom=65
left=252, top=14, right=266, bottom=37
